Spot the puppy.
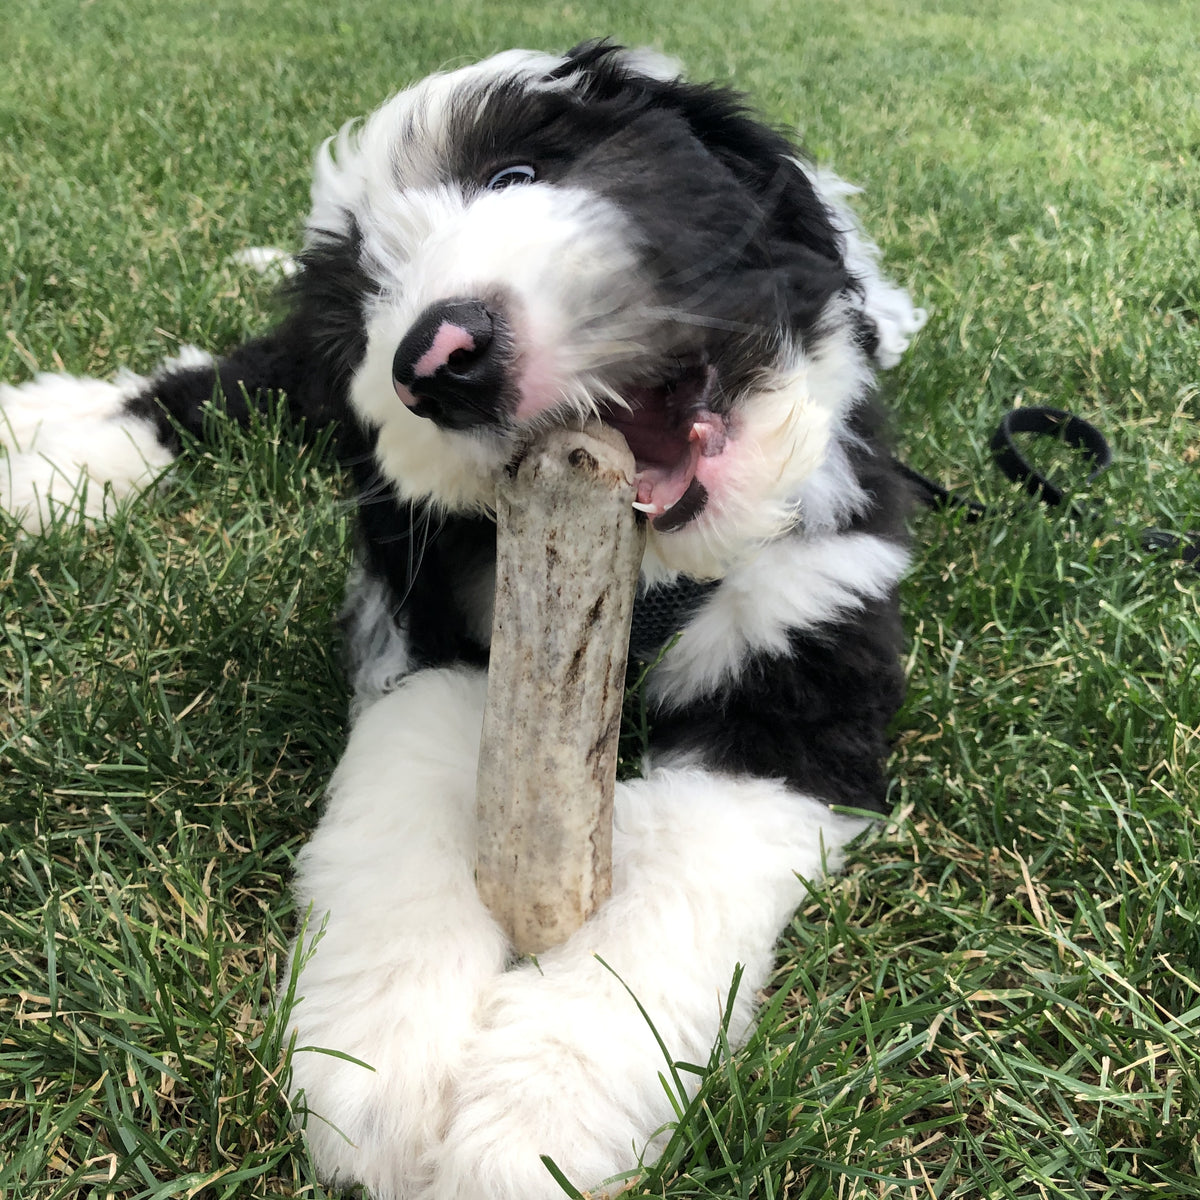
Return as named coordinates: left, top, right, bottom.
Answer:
left=0, top=40, right=924, bottom=1200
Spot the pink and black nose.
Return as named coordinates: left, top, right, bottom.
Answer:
left=392, top=299, right=511, bottom=430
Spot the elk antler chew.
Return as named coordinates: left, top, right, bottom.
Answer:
left=475, top=421, right=645, bottom=956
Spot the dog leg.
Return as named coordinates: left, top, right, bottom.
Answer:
left=429, top=765, right=868, bottom=1200
left=0, top=357, right=197, bottom=532
left=285, top=664, right=509, bottom=1199
left=0, top=316, right=334, bottom=533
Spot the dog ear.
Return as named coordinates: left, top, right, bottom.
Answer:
left=651, top=83, right=845, bottom=270
left=557, top=42, right=844, bottom=271
left=570, top=49, right=925, bottom=368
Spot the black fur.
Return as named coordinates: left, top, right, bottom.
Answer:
left=124, top=220, right=371, bottom=452
left=647, top=593, right=905, bottom=812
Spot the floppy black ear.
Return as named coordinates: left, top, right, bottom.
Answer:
left=558, top=40, right=845, bottom=271
left=651, top=84, right=845, bottom=269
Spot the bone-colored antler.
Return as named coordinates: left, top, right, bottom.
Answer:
left=475, top=422, right=644, bottom=955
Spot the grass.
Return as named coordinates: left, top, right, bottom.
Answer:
left=1, top=0, right=1198, bottom=1196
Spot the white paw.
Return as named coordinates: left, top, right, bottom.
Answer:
left=428, top=771, right=864, bottom=1200
left=0, top=370, right=170, bottom=533
left=289, top=703, right=869, bottom=1200
left=286, top=669, right=509, bottom=1196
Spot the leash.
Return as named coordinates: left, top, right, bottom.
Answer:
left=898, top=404, right=1200, bottom=569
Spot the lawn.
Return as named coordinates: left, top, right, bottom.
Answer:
left=1, top=1, right=1198, bottom=1197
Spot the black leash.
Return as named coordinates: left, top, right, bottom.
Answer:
left=900, top=404, right=1200, bottom=569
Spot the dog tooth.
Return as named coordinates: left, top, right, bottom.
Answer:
left=631, top=500, right=657, bottom=514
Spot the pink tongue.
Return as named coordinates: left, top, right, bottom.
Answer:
left=633, top=416, right=725, bottom=516
left=635, top=439, right=701, bottom=514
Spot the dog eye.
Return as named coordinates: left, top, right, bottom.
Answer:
left=485, top=164, right=537, bottom=190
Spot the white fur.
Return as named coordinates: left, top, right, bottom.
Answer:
left=340, top=565, right=416, bottom=721
left=287, top=666, right=866, bottom=1199
left=0, top=346, right=214, bottom=533
left=0, top=370, right=169, bottom=532
left=639, top=315, right=876, bottom=583
left=307, top=50, right=570, bottom=242
left=349, top=182, right=644, bottom=515
left=230, top=245, right=299, bottom=277
left=802, top=166, right=928, bottom=368
left=288, top=669, right=509, bottom=1195
left=794, top=425, right=873, bottom=536
left=648, top=531, right=911, bottom=706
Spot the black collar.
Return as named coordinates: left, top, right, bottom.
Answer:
left=629, top=576, right=720, bottom=659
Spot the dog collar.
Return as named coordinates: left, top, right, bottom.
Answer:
left=629, top=576, right=719, bottom=659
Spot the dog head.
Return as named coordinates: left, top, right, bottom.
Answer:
left=302, top=41, right=923, bottom=579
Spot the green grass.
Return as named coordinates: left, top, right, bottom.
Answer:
left=2, top=0, right=1198, bottom=1196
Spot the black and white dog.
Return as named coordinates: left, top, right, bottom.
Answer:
left=0, top=41, right=924, bottom=1200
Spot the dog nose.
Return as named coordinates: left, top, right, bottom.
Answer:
left=392, top=299, right=510, bottom=430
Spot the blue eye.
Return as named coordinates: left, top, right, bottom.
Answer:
left=486, top=164, right=537, bottom=190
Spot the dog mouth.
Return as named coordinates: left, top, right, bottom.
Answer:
left=597, top=362, right=727, bottom=533
left=388, top=298, right=728, bottom=532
